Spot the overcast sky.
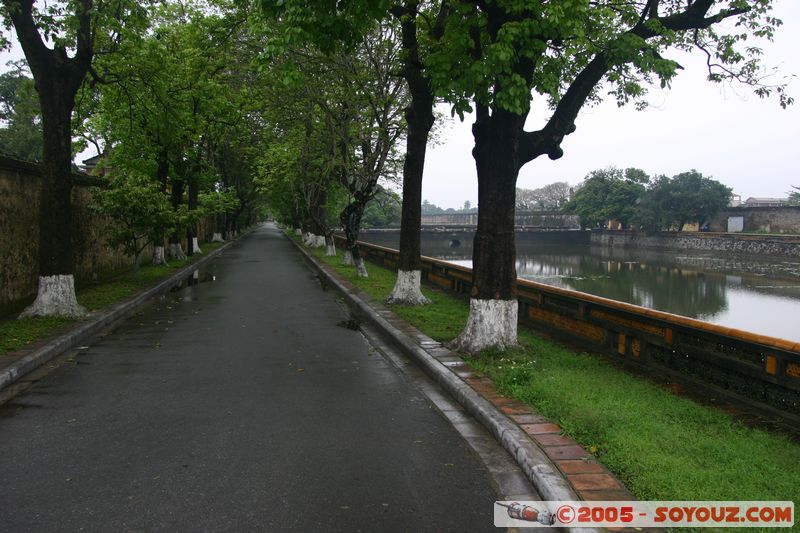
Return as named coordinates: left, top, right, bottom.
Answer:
left=422, top=1, right=800, bottom=208
left=2, top=2, right=798, bottom=209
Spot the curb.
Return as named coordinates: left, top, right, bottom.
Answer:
left=288, top=237, right=601, bottom=525
left=0, top=233, right=246, bottom=393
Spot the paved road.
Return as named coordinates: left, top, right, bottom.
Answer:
left=0, top=224, right=501, bottom=532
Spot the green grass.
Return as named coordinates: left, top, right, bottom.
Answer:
left=310, top=242, right=800, bottom=519
left=0, top=316, right=77, bottom=354
left=0, top=241, right=226, bottom=356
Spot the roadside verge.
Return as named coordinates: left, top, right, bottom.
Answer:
left=0, top=234, right=245, bottom=393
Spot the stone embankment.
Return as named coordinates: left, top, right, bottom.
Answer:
left=591, top=230, right=800, bottom=259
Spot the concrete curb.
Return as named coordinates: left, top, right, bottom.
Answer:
left=0, top=234, right=246, bottom=393
left=289, top=237, right=593, bottom=520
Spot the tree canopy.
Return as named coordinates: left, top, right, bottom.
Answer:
left=0, top=65, right=42, bottom=161
left=636, top=170, right=732, bottom=231
left=566, top=168, right=649, bottom=229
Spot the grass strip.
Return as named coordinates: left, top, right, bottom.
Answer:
left=0, top=242, right=226, bottom=356
left=308, top=241, right=800, bottom=518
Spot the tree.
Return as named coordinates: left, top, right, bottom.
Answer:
left=516, top=181, right=571, bottom=211
left=2, top=0, right=147, bottom=317
left=384, top=0, right=447, bottom=304
left=0, top=65, right=42, bottom=161
left=565, top=168, right=648, bottom=229
left=427, top=0, right=789, bottom=354
left=259, top=0, right=445, bottom=302
left=636, top=170, right=731, bottom=231
left=84, top=3, right=259, bottom=263
left=327, top=27, right=407, bottom=277
left=788, top=186, right=800, bottom=206
left=90, top=172, right=175, bottom=269
left=421, top=199, right=445, bottom=214
left=362, top=186, right=402, bottom=227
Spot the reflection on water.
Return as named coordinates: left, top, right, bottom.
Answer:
left=359, top=231, right=800, bottom=342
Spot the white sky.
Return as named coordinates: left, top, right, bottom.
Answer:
left=422, top=0, right=800, bottom=208
left=2, top=2, right=798, bottom=208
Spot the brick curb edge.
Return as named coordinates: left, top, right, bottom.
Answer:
left=0, top=231, right=249, bottom=393
left=290, top=236, right=626, bottom=530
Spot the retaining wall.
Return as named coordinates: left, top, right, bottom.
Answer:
left=590, top=230, right=800, bottom=258
left=339, top=236, right=800, bottom=416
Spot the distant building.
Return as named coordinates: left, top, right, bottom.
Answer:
left=743, top=197, right=789, bottom=208
left=728, top=194, right=742, bottom=207
left=82, top=154, right=110, bottom=176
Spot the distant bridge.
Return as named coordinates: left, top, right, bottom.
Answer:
left=420, top=211, right=579, bottom=229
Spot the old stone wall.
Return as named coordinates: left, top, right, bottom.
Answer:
left=709, top=206, right=800, bottom=234
left=0, top=156, right=216, bottom=314
left=590, top=230, right=800, bottom=258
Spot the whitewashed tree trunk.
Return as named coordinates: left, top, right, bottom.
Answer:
left=342, top=250, right=354, bottom=265
left=314, top=235, right=326, bottom=248
left=192, top=237, right=203, bottom=254
left=386, top=270, right=430, bottom=305
left=449, top=299, right=518, bottom=355
left=168, top=243, right=187, bottom=261
left=324, top=236, right=337, bottom=257
left=211, top=232, right=224, bottom=242
left=19, top=275, right=87, bottom=318
left=294, top=228, right=303, bottom=236
left=355, top=257, right=369, bottom=278
left=152, top=246, right=167, bottom=266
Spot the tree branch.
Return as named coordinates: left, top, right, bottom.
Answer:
left=520, top=0, right=752, bottom=166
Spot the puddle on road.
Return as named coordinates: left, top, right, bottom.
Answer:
left=169, top=269, right=216, bottom=292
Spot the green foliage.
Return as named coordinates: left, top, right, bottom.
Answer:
left=636, top=171, right=732, bottom=231
left=90, top=173, right=175, bottom=266
left=79, top=2, right=267, bottom=238
left=565, top=168, right=649, bottom=229
left=362, top=186, right=401, bottom=227
left=426, top=0, right=790, bottom=118
left=0, top=67, right=42, bottom=161
left=788, top=186, right=800, bottom=206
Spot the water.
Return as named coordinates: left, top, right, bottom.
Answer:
left=359, top=231, right=800, bottom=342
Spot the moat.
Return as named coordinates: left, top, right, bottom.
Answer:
left=359, top=230, right=800, bottom=343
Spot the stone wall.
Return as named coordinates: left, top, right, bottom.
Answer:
left=591, top=230, right=800, bottom=259
left=709, top=206, right=800, bottom=234
left=0, top=156, right=216, bottom=314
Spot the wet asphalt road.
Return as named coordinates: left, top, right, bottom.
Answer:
left=0, top=224, right=499, bottom=532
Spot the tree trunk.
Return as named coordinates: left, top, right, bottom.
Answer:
left=10, top=0, right=93, bottom=318
left=450, top=108, right=523, bottom=354
left=341, top=200, right=367, bottom=276
left=20, top=81, right=86, bottom=317
left=168, top=179, right=187, bottom=260
left=324, top=232, right=337, bottom=257
left=152, top=149, right=170, bottom=265
left=387, top=3, right=438, bottom=306
left=186, top=177, right=199, bottom=255
left=388, top=86, right=434, bottom=304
